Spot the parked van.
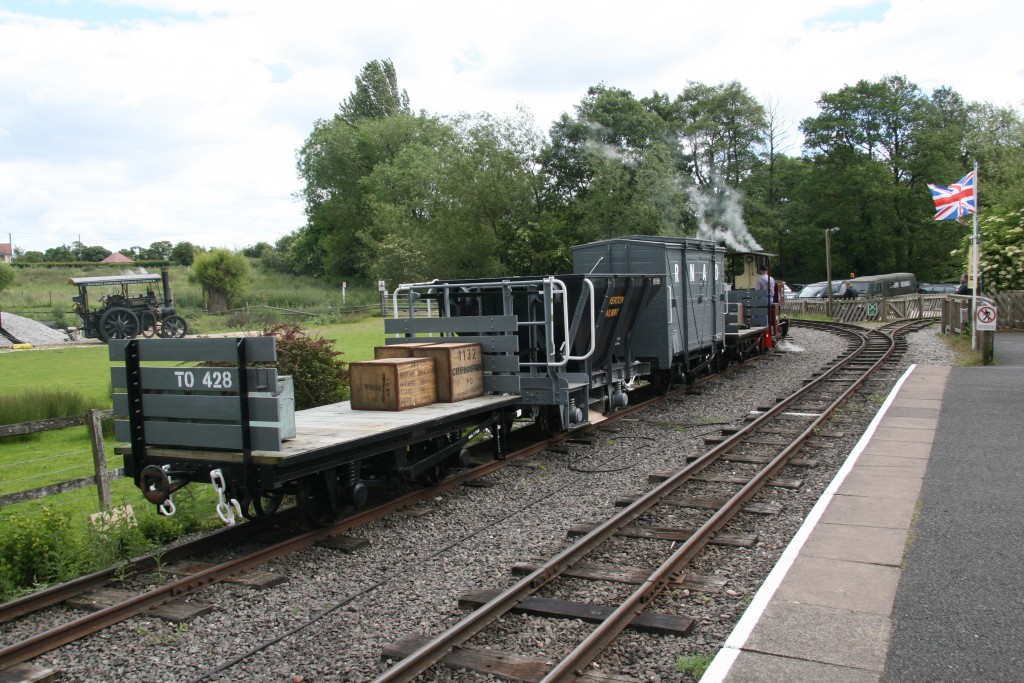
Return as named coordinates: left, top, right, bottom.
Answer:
left=850, top=273, right=917, bottom=298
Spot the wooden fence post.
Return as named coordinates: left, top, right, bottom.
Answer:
left=87, top=408, right=112, bottom=509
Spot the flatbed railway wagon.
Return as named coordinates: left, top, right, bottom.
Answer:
left=113, top=272, right=662, bottom=526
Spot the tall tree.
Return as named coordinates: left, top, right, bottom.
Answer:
left=339, top=59, right=411, bottom=124
left=799, top=74, right=960, bottom=277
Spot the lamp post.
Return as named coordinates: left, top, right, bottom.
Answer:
left=825, top=227, right=839, bottom=318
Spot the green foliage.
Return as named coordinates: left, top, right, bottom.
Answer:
left=339, top=58, right=411, bottom=124
left=0, top=261, right=14, bottom=292
left=675, top=654, right=714, bottom=679
left=189, top=248, right=251, bottom=309
left=954, top=207, right=1024, bottom=292
left=262, top=323, right=349, bottom=409
left=0, top=507, right=89, bottom=596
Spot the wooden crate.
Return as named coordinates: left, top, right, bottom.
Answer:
left=350, top=357, right=437, bottom=411
left=374, top=342, right=437, bottom=359
left=411, top=342, right=484, bottom=403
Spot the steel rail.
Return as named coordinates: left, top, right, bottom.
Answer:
left=542, top=325, right=900, bottom=680
left=371, top=325, right=876, bottom=682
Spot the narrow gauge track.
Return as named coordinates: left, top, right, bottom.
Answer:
left=372, top=318, right=932, bottom=682
left=0, top=343, right=767, bottom=675
left=0, top=320, right=932, bottom=680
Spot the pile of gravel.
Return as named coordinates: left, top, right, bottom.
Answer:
left=0, top=311, right=73, bottom=347
left=7, top=325, right=958, bottom=682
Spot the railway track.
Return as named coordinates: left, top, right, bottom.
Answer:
left=372, top=318, right=931, bottom=682
left=0, top=320, right=932, bottom=681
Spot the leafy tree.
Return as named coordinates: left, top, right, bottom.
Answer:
left=798, top=74, right=962, bottom=278
left=146, top=241, right=173, bottom=261
left=339, top=59, right=411, bottom=124
left=15, top=251, right=43, bottom=263
left=189, top=248, right=251, bottom=312
left=170, top=241, right=199, bottom=266
left=662, top=80, right=767, bottom=189
left=953, top=207, right=1024, bottom=292
left=43, top=245, right=74, bottom=262
left=539, top=85, right=686, bottom=253
left=242, top=242, right=274, bottom=258
left=79, top=245, right=112, bottom=262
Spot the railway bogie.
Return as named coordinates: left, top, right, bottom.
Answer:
left=115, top=236, right=784, bottom=526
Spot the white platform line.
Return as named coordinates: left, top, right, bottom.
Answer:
left=700, top=363, right=917, bottom=682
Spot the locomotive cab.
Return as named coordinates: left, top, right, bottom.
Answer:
left=727, top=251, right=787, bottom=352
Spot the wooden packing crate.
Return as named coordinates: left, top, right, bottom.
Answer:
left=350, top=357, right=437, bottom=411
left=374, top=342, right=437, bottom=359
left=411, top=342, right=484, bottom=403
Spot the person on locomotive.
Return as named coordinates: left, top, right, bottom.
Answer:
left=756, top=266, right=776, bottom=304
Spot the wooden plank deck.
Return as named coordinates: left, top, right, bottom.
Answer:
left=134, top=393, right=520, bottom=465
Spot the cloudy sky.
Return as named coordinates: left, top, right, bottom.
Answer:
left=1, top=0, right=1021, bottom=255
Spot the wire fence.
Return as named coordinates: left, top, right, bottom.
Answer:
left=0, top=409, right=121, bottom=508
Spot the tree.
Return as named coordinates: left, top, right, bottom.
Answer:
left=79, top=245, right=112, bottom=262
left=189, top=249, right=251, bottom=312
left=953, top=207, right=1024, bottom=292
left=798, top=74, right=963, bottom=278
left=146, top=241, right=173, bottom=261
left=663, top=81, right=767, bottom=189
left=170, top=241, right=200, bottom=266
left=43, top=245, right=74, bottom=262
left=339, top=59, right=411, bottom=124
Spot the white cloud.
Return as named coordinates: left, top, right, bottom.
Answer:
left=1, top=0, right=1022, bottom=253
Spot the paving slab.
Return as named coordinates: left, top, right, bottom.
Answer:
left=867, top=426, right=934, bottom=444
left=875, top=416, right=937, bottom=431
left=819, top=493, right=916, bottom=530
left=835, top=468, right=923, bottom=500
left=774, top=554, right=901, bottom=614
left=744, top=601, right=891, bottom=672
left=801, top=523, right=907, bottom=567
left=852, top=454, right=928, bottom=474
left=725, top=651, right=881, bottom=683
left=859, top=439, right=932, bottom=459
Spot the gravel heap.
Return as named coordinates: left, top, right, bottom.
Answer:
left=7, top=325, right=959, bottom=683
left=0, top=311, right=72, bottom=347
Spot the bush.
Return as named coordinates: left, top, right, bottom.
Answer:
left=262, top=323, right=349, bottom=409
left=0, top=507, right=88, bottom=597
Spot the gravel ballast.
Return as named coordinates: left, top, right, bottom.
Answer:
left=10, top=325, right=959, bottom=682
left=0, top=311, right=72, bottom=347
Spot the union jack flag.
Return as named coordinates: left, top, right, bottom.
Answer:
left=927, top=171, right=976, bottom=220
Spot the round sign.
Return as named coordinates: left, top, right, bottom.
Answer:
left=976, top=304, right=997, bottom=331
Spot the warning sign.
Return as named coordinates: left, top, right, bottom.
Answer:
left=976, top=304, right=997, bottom=331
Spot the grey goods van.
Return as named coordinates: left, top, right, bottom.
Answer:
left=849, top=273, right=917, bottom=298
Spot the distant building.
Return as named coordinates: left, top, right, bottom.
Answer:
left=0, top=243, right=11, bottom=263
left=101, top=252, right=133, bottom=263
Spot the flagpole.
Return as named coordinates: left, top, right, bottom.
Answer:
left=971, top=161, right=980, bottom=350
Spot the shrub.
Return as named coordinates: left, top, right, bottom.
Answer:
left=262, top=323, right=349, bottom=409
left=0, top=507, right=88, bottom=597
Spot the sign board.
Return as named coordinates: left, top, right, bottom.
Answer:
left=976, top=304, right=997, bottom=331
left=866, top=302, right=878, bottom=317
left=378, top=280, right=386, bottom=292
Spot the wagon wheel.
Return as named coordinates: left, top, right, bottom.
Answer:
left=99, top=307, right=140, bottom=341
left=159, top=314, right=188, bottom=338
left=241, top=489, right=285, bottom=521
left=296, top=474, right=340, bottom=527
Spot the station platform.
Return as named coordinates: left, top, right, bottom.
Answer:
left=702, top=331, right=1024, bottom=682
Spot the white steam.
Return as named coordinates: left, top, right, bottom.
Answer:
left=686, top=182, right=762, bottom=251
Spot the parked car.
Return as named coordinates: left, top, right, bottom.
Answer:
left=795, top=281, right=844, bottom=298
left=918, top=282, right=959, bottom=294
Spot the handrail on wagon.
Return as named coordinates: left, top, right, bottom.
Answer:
left=390, top=276, right=597, bottom=370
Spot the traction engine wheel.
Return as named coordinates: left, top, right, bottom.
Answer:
left=159, top=314, right=188, bottom=338
left=98, top=307, right=140, bottom=342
